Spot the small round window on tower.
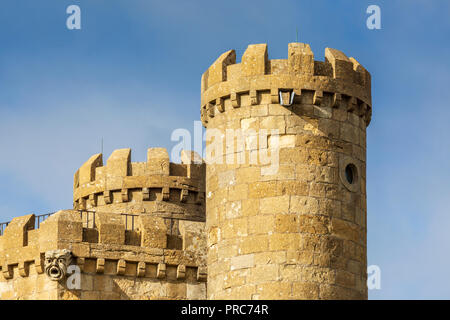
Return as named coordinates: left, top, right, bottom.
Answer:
left=339, top=158, right=360, bottom=192
left=345, top=164, right=357, bottom=185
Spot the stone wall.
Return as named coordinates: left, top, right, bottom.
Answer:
left=0, top=210, right=207, bottom=300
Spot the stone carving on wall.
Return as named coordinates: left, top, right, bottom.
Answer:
left=44, top=249, right=72, bottom=281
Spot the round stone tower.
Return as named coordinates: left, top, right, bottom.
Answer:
left=73, top=148, right=205, bottom=219
left=73, top=147, right=206, bottom=251
left=201, top=43, right=371, bottom=299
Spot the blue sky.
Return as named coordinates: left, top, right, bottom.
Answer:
left=0, top=0, right=449, bottom=299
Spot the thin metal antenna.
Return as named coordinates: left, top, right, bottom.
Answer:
left=101, top=138, right=103, bottom=155
left=296, top=27, right=299, bottom=42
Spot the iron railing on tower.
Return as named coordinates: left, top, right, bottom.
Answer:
left=0, top=211, right=56, bottom=236
left=78, top=210, right=138, bottom=231
left=0, top=210, right=169, bottom=235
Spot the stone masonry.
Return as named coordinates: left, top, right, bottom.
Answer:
left=201, top=43, right=371, bottom=299
left=0, top=149, right=207, bottom=299
left=0, top=42, right=371, bottom=300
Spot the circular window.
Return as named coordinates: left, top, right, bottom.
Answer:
left=339, top=156, right=360, bottom=192
left=345, top=164, right=357, bottom=184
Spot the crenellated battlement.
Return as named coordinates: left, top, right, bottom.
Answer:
left=201, top=43, right=372, bottom=126
left=73, top=148, right=206, bottom=218
left=0, top=211, right=206, bottom=284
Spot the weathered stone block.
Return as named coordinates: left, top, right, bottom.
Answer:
left=138, top=215, right=167, bottom=248
left=96, top=212, right=125, bottom=245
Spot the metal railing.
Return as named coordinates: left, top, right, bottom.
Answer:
left=0, top=211, right=56, bottom=236
left=79, top=210, right=96, bottom=229
left=0, top=210, right=165, bottom=235
left=78, top=210, right=138, bottom=231
left=0, top=221, right=9, bottom=236
left=121, top=213, right=137, bottom=231
left=35, top=212, right=55, bottom=228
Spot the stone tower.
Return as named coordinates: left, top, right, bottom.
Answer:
left=73, top=147, right=205, bottom=219
left=0, top=42, right=372, bottom=300
left=201, top=43, right=371, bottom=299
left=0, top=148, right=207, bottom=300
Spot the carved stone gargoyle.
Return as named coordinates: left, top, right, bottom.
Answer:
left=44, top=249, right=72, bottom=281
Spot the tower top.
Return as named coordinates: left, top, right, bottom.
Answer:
left=73, top=148, right=205, bottom=216
left=200, top=43, right=372, bottom=126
